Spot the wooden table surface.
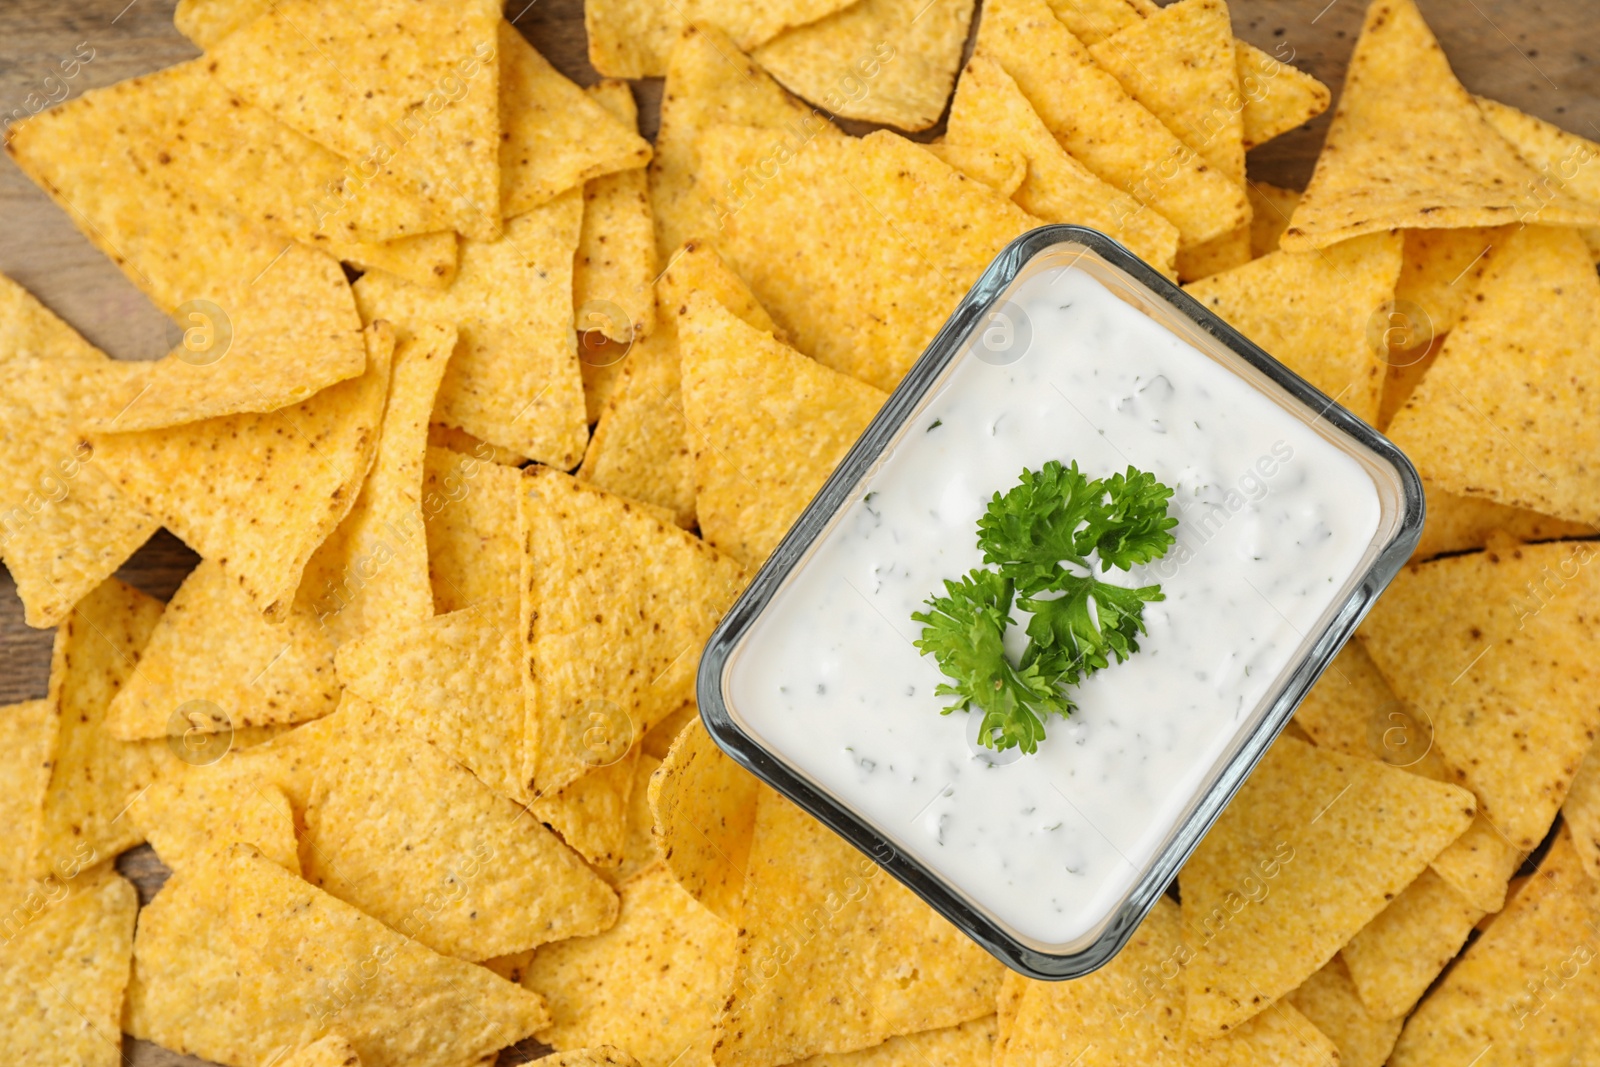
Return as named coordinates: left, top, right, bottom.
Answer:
left=1, top=1, right=1595, bottom=1064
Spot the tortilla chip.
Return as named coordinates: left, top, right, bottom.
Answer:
left=207, top=0, right=503, bottom=240
left=1389, top=226, right=1502, bottom=353
left=701, top=126, right=1035, bottom=390
left=651, top=25, right=846, bottom=261
left=976, top=0, right=1248, bottom=248
left=355, top=191, right=588, bottom=469
left=579, top=336, right=633, bottom=424
left=1475, top=95, right=1600, bottom=259
left=129, top=752, right=300, bottom=874
left=643, top=701, right=700, bottom=760
left=1044, top=0, right=1140, bottom=42
left=1180, top=735, right=1476, bottom=1036
left=945, top=55, right=1180, bottom=276
left=791, top=1017, right=996, bottom=1066
left=1236, top=41, right=1332, bottom=149
left=532, top=1050, right=642, bottom=1067
left=572, top=81, right=657, bottom=347
left=603, top=753, right=665, bottom=886
left=1184, top=231, right=1402, bottom=425
left=104, top=559, right=338, bottom=742
left=1248, top=182, right=1302, bottom=256
left=500, top=25, right=653, bottom=219
left=678, top=293, right=883, bottom=565
left=1174, top=227, right=1253, bottom=283
left=753, top=0, right=977, bottom=132
left=335, top=597, right=527, bottom=804
left=92, top=323, right=394, bottom=620
left=1563, top=743, right=1600, bottom=883
left=279, top=1034, right=363, bottom=1067
left=299, top=322, right=455, bottom=645
left=0, top=865, right=137, bottom=1067
left=716, top=787, right=1002, bottom=1066
left=585, top=0, right=856, bottom=78
left=173, top=0, right=271, bottom=48
left=1389, top=829, right=1599, bottom=1067
left=302, top=696, right=618, bottom=961
left=228, top=844, right=552, bottom=1062
left=1413, top=478, right=1596, bottom=561
left=0, top=698, right=53, bottom=882
left=1388, top=226, right=1600, bottom=522
left=525, top=863, right=733, bottom=1066
left=32, top=578, right=168, bottom=878
left=535, top=747, right=643, bottom=869
left=918, top=144, right=1027, bottom=197
left=657, top=240, right=781, bottom=337
left=1339, top=868, right=1485, bottom=1021
left=650, top=719, right=759, bottom=922
left=1281, top=0, right=1600, bottom=250
left=0, top=278, right=158, bottom=629
left=1285, top=958, right=1403, bottom=1067
left=420, top=445, right=524, bottom=612
left=1003, top=898, right=1336, bottom=1066
left=1425, top=811, right=1524, bottom=915
left=993, top=971, right=1026, bottom=1064
left=520, top=468, right=745, bottom=796
left=427, top=422, right=527, bottom=466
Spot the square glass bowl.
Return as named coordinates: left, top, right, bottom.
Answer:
left=696, top=226, right=1423, bottom=979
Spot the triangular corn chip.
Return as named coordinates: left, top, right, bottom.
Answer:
left=1248, top=181, right=1301, bottom=256
left=649, top=719, right=759, bottom=922
left=1280, top=0, right=1600, bottom=250
left=302, top=696, right=618, bottom=961
left=1236, top=41, right=1332, bottom=149
left=500, top=25, right=652, bottom=219
left=130, top=750, right=299, bottom=874
left=0, top=865, right=137, bottom=1067
left=1388, top=829, right=1599, bottom=1067
left=650, top=25, right=846, bottom=260
left=1359, top=537, right=1600, bottom=849
left=1044, top=0, right=1140, bottom=42
left=1184, top=231, right=1401, bottom=425
left=1414, top=478, right=1595, bottom=562
left=946, top=55, right=1180, bottom=276
left=657, top=239, right=783, bottom=338
left=1565, top=743, right=1600, bottom=884
left=300, top=322, right=455, bottom=645
left=174, top=0, right=271, bottom=47
left=1180, top=735, right=1475, bottom=1036
left=534, top=746, right=643, bottom=869
left=572, top=80, right=656, bottom=346
left=105, top=558, right=339, bottom=740
left=919, top=143, right=1028, bottom=196
left=1387, top=227, right=1600, bottom=523
left=643, top=701, right=699, bottom=759
left=228, top=844, right=553, bottom=1062
left=1340, top=868, right=1484, bottom=1021
left=0, top=697, right=53, bottom=882
left=605, top=752, right=664, bottom=886
left=91, top=323, right=394, bottom=620
left=519, top=468, right=745, bottom=796
left=0, top=277, right=157, bottom=629
left=794, top=1018, right=997, bottom=1066
left=585, top=0, right=857, bottom=78
left=579, top=336, right=632, bottom=425
left=532, top=1051, right=640, bottom=1067
left=716, top=788, right=1002, bottom=1065
left=678, top=292, right=885, bottom=566
left=753, top=0, right=978, bottom=132
left=1476, top=94, right=1600, bottom=259
left=700, top=126, right=1035, bottom=390
left=1004, top=898, right=1337, bottom=1066
left=1391, top=226, right=1506, bottom=347
left=279, top=1034, right=363, bottom=1067
left=524, top=863, right=734, bottom=1067
left=355, top=191, right=588, bottom=468
left=427, top=422, right=525, bottom=465
left=335, top=597, right=528, bottom=803
left=1284, top=959, right=1403, bottom=1067
left=421, top=444, right=523, bottom=612
left=976, top=0, right=1247, bottom=248
left=207, top=0, right=503, bottom=240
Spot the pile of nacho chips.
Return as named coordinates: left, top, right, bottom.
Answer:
left=3, top=0, right=1600, bottom=1064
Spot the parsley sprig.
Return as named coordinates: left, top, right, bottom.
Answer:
left=912, top=461, right=1177, bottom=754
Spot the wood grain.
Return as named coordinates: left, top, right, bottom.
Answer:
left=1, top=1, right=1595, bottom=1064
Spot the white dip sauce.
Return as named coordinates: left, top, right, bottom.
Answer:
left=725, top=265, right=1382, bottom=946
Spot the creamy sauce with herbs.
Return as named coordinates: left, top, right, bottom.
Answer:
left=726, top=266, right=1381, bottom=945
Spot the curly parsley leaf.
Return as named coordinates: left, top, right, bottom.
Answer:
left=1019, top=577, right=1165, bottom=686
left=1086, top=467, right=1179, bottom=572
left=911, top=568, right=1074, bottom=754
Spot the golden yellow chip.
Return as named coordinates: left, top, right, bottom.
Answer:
left=1179, top=735, right=1475, bottom=1037
left=278, top=1034, right=363, bottom=1067
left=1390, top=226, right=1503, bottom=350
left=0, top=697, right=53, bottom=882
left=716, top=787, right=1002, bottom=1065
left=335, top=597, right=528, bottom=804
left=578, top=336, right=634, bottom=425
left=994, top=971, right=1026, bottom=1063
left=93, top=323, right=393, bottom=621
left=1562, top=744, right=1600, bottom=883
left=1475, top=94, right=1600, bottom=259
left=643, top=701, right=700, bottom=759
left=1044, top=0, right=1140, bottom=42
left=701, top=126, right=1035, bottom=391
left=1388, top=829, right=1598, bottom=1067
left=658, top=240, right=783, bottom=339
left=130, top=752, right=300, bottom=874
left=600, top=751, right=664, bottom=886
left=500, top=25, right=653, bottom=219
left=427, top=422, right=526, bottom=466
left=302, top=696, right=618, bottom=961
left=173, top=0, right=270, bottom=47
left=535, top=747, right=643, bottom=869
left=1413, top=479, right=1596, bottom=562
left=1281, top=0, right=1600, bottom=250
left=520, top=468, right=746, bottom=796
left=1234, top=40, right=1331, bottom=149
left=650, top=719, right=759, bottom=922
left=1184, top=231, right=1402, bottom=425
left=572, top=80, right=657, bottom=347
left=945, top=55, right=1180, bottom=277
left=0, top=277, right=158, bottom=629
left=976, top=0, right=1247, bottom=249
left=1339, top=868, right=1484, bottom=1021
left=0, top=864, right=137, bottom=1067
left=585, top=0, right=856, bottom=78
left=104, top=559, right=338, bottom=741
left=524, top=863, right=734, bottom=1066
left=531, top=1050, right=642, bottom=1067
left=678, top=292, right=885, bottom=566
left=792, top=1017, right=996, bottom=1066
left=1387, top=226, right=1600, bottom=523
left=355, top=191, right=588, bottom=469
left=300, top=322, right=455, bottom=645
left=917, top=143, right=1028, bottom=197
left=1425, top=810, right=1523, bottom=914
left=228, top=844, right=552, bottom=1062
left=207, top=0, right=503, bottom=240
left=1247, top=181, right=1301, bottom=257
left=753, top=0, right=978, bottom=132
left=421, top=444, right=524, bottom=612
left=1284, top=958, right=1402, bottom=1067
